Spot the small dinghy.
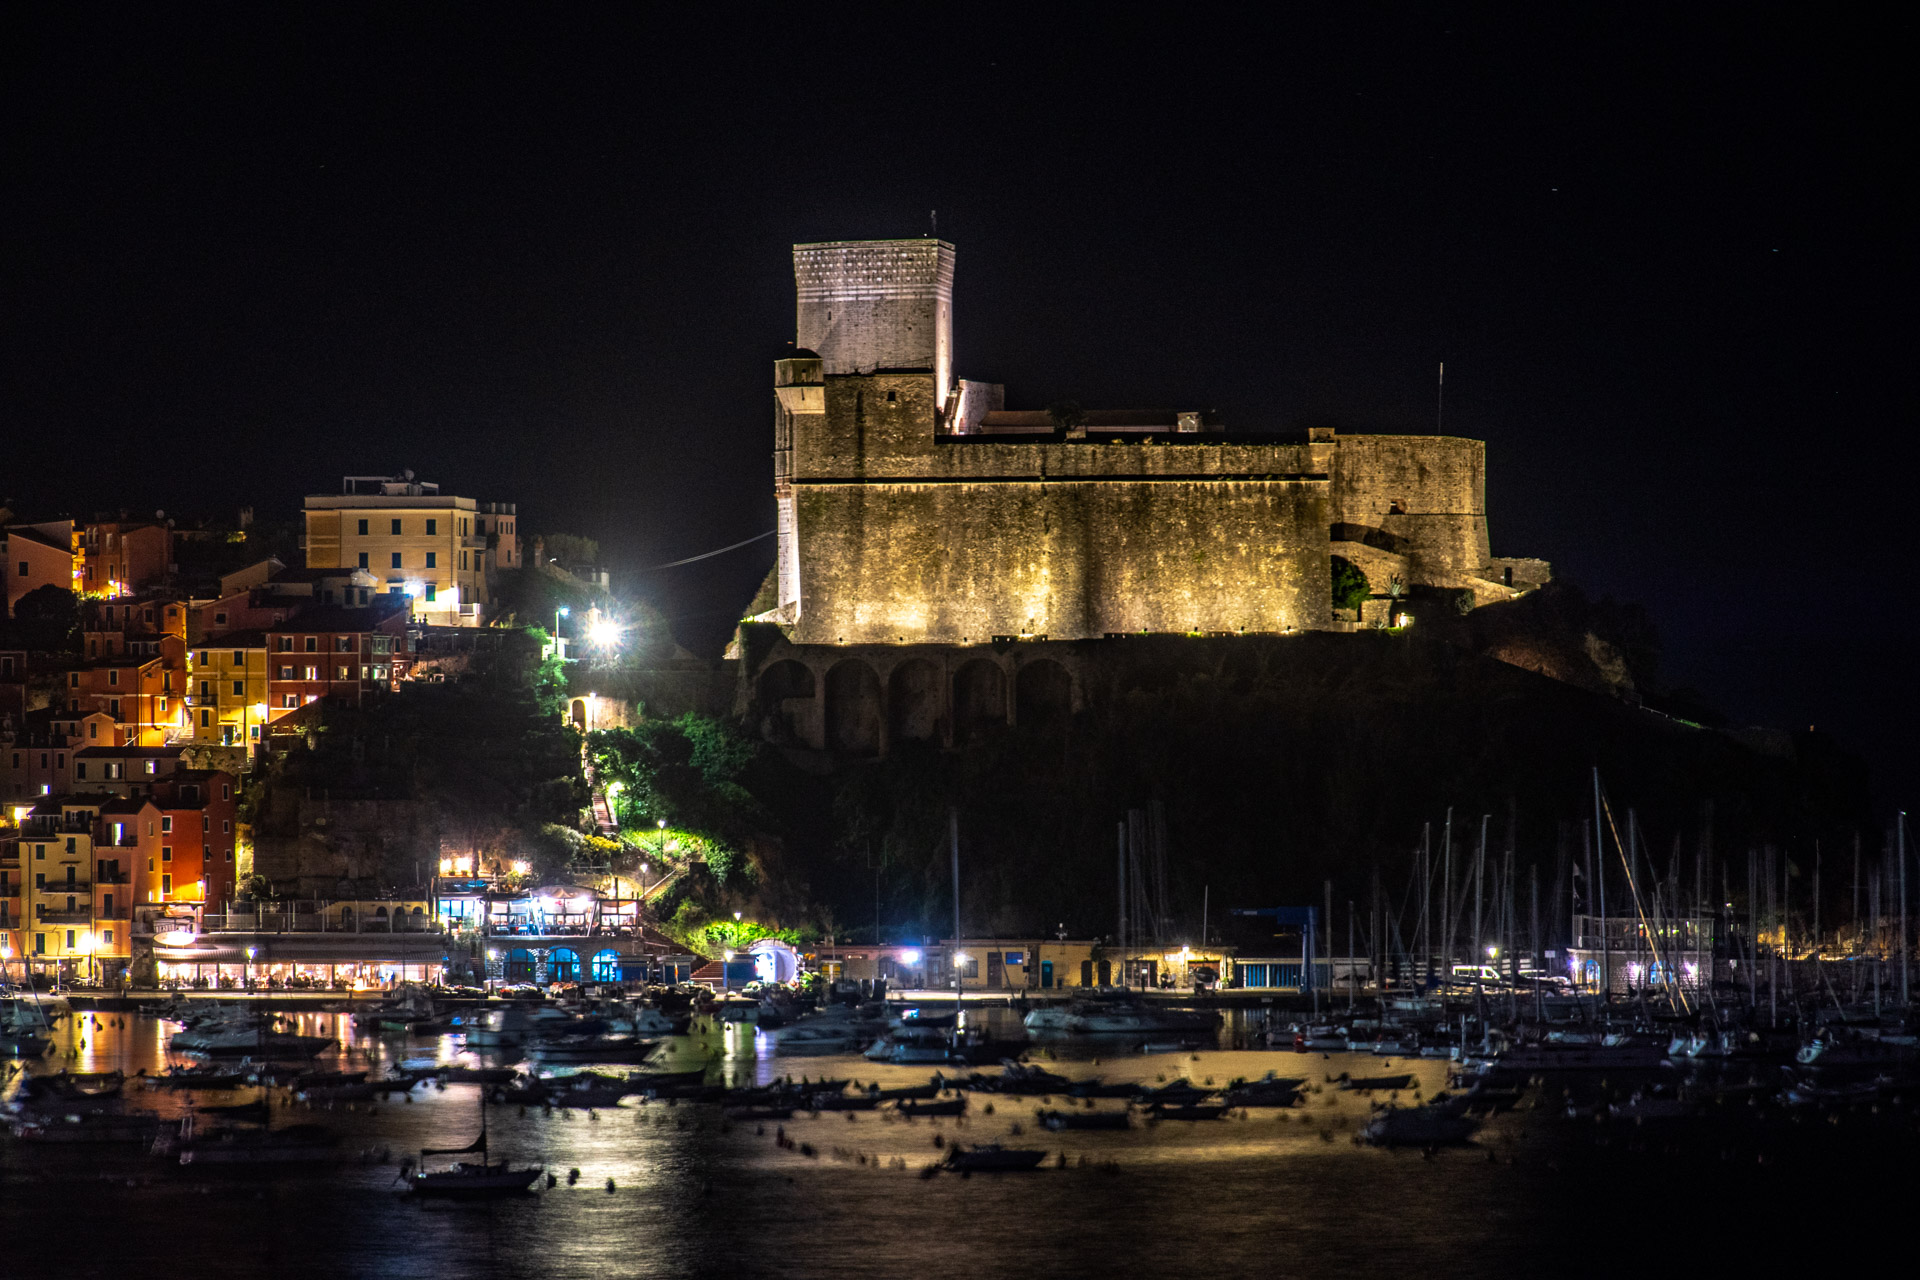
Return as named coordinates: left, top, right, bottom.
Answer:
left=1038, top=1109, right=1130, bottom=1131
left=943, top=1144, right=1047, bottom=1173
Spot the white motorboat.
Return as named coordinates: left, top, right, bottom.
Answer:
left=1062, top=1001, right=1218, bottom=1037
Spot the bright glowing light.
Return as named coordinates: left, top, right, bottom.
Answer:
left=510, top=860, right=530, bottom=875
left=557, top=607, right=570, bottom=618
left=900, top=948, right=921, bottom=965
left=657, top=819, right=667, bottom=830
left=1485, top=945, right=1498, bottom=958
left=589, top=618, right=620, bottom=647
left=439, top=857, right=453, bottom=874
left=723, top=949, right=735, bottom=961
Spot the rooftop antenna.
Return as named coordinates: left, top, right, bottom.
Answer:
left=1436, top=361, right=1445, bottom=433
left=930, top=209, right=937, bottom=238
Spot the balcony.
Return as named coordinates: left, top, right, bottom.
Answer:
left=97, top=868, right=133, bottom=885
left=36, top=907, right=92, bottom=925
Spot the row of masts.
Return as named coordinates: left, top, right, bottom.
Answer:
left=1312, top=773, right=1914, bottom=1013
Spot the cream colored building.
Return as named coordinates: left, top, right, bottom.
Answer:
left=303, top=475, right=497, bottom=625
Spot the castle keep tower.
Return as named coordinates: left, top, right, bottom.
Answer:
left=793, top=239, right=954, bottom=408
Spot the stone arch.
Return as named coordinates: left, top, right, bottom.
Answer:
left=1014, top=659, right=1072, bottom=734
left=887, top=658, right=943, bottom=744
left=824, top=659, right=883, bottom=756
left=757, top=659, right=817, bottom=746
left=548, top=947, right=580, bottom=983
left=952, top=659, right=1007, bottom=743
left=570, top=698, right=587, bottom=730
left=1218, top=644, right=1263, bottom=695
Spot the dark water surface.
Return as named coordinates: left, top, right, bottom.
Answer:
left=2, top=1006, right=1905, bottom=1278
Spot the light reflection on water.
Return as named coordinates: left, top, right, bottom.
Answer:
left=0, top=1003, right=1853, bottom=1278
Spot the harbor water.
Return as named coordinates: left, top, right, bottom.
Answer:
left=2, top=1004, right=1908, bottom=1278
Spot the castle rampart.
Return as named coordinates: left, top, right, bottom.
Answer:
left=762, top=236, right=1546, bottom=655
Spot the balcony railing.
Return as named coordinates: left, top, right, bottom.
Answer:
left=97, top=869, right=133, bottom=885
left=36, top=907, right=92, bottom=925
left=200, top=913, right=445, bottom=936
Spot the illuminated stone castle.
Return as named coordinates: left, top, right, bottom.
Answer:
left=760, top=237, right=1547, bottom=646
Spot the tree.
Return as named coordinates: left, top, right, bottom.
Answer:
left=540, top=533, right=599, bottom=567
left=10, top=584, right=81, bottom=653
left=1330, top=556, right=1371, bottom=614
left=1046, top=400, right=1086, bottom=433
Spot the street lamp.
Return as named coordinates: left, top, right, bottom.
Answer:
left=245, top=945, right=257, bottom=990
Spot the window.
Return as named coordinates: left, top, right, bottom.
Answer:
left=161, top=816, right=171, bottom=833
left=223, top=818, right=231, bottom=832
left=391, top=552, right=403, bottom=569
left=110, top=699, right=120, bottom=718
left=200, top=710, right=210, bottom=727
left=358, top=518, right=369, bottom=535
left=75, top=763, right=87, bottom=780
left=358, top=552, right=369, bottom=569
left=66, top=930, right=75, bottom=949
left=161, top=874, right=171, bottom=895
left=162, top=845, right=172, bottom=861
left=233, top=651, right=243, bottom=665
left=279, top=666, right=294, bottom=679
left=283, top=694, right=297, bottom=708
left=304, top=636, right=317, bottom=653
left=232, top=680, right=243, bottom=696
left=425, top=584, right=436, bottom=602
left=337, top=637, right=353, bottom=651
left=199, top=680, right=210, bottom=698
left=34, top=933, right=43, bottom=954
left=278, top=637, right=292, bottom=651
left=108, top=669, right=119, bottom=686
left=223, top=783, right=231, bottom=800
left=425, top=551, right=436, bottom=569
left=425, top=519, right=437, bottom=536
left=305, top=666, right=319, bottom=680
left=202, top=813, right=209, bottom=831
left=70, top=674, right=79, bottom=688
left=391, top=519, right=402, bottom=535
left=460, top=551, right=467, bottom=570
left=338, top=665, right=350, bottom=680
left=225, top=848, right=233, bottom=862
left=102, top=928, right=113, bottom=947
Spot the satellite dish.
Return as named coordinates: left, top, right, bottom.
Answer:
left=155, top=509, right=165, bottom=520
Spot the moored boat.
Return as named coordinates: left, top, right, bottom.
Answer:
left=943, top=1144, right=1048, bottom=1172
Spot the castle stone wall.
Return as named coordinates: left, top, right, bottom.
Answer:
left=1328, top=435, right=1490, bottom=581
left=791, top=476, right=1330, bottom=645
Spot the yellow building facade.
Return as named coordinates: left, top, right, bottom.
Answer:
left=303, top=476, right=492, bottom=625
left=188, top=637, right=270, bottom=751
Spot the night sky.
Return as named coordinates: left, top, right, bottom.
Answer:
left=3, top=10, right=1907, bottom=800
